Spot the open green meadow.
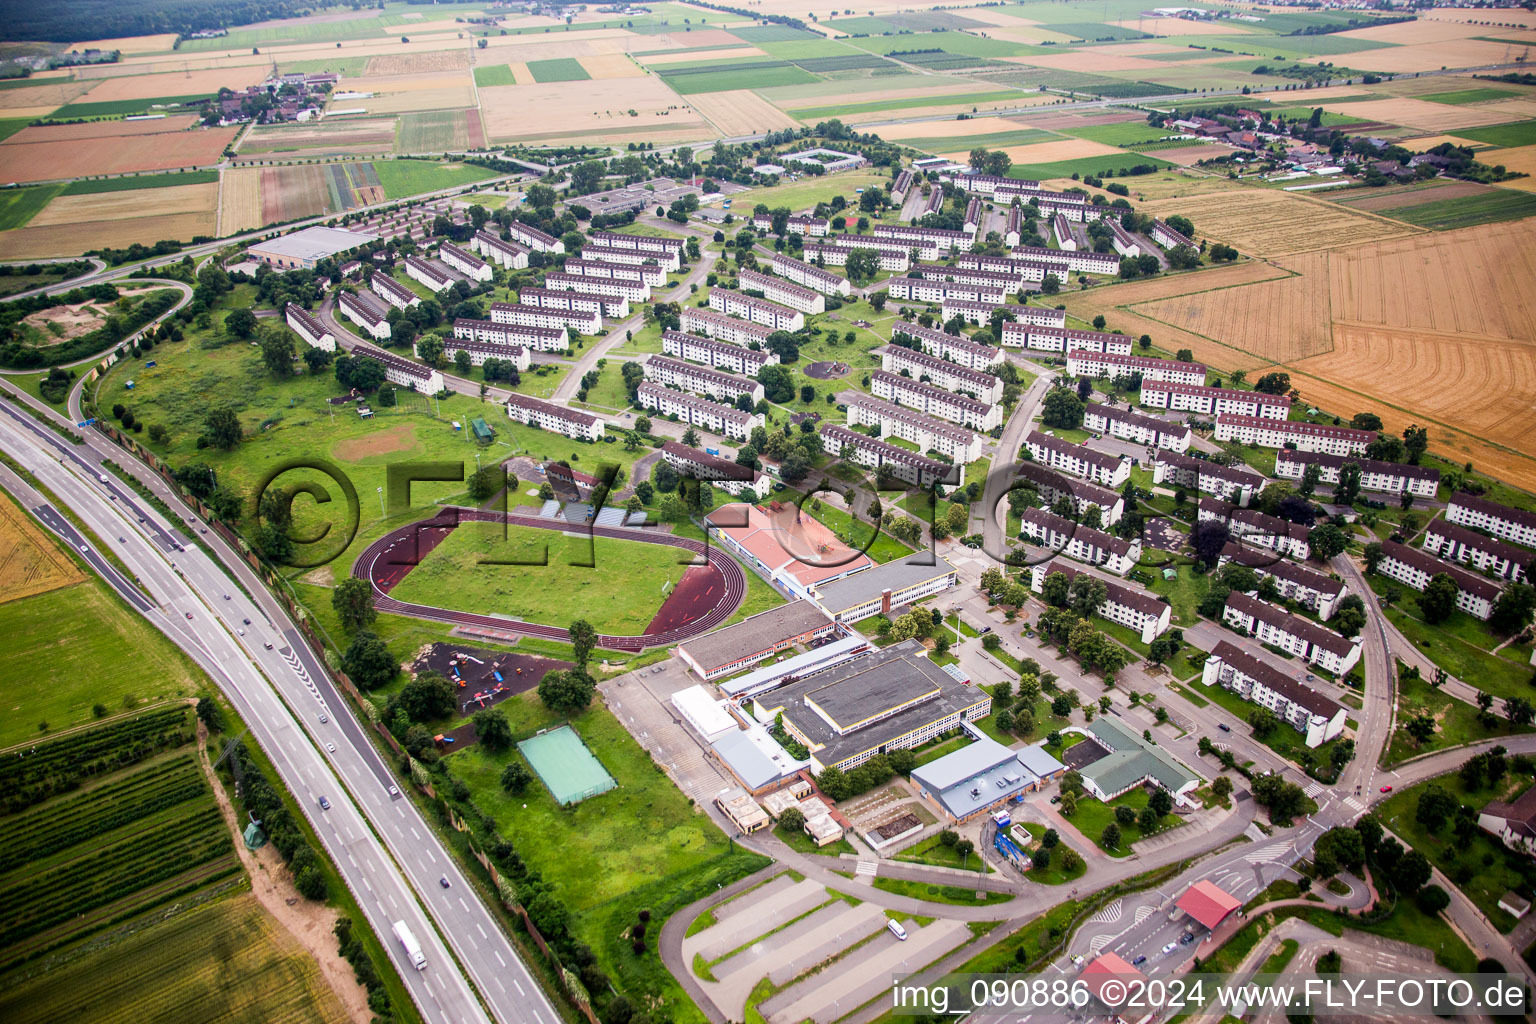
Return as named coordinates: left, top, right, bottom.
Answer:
left=527, top=58, right=592, bottom=83
left=1383, top=671, right=1534, bottom=766
left=386, top=520, right=693, bottom=634
left=0, top=184, right=64, bottom=232
left=716, top=170, right=891, bottom=212
left=372, top=159, right=500, bottom=200
left=1452, top=121, right=1536, bottom=148
left=54, top=95, right=214, bottom=119
left=656, top=60, right=819, bottom=94
left=1383, top=189, right=1536, bottom=231
left=1420, top=88, right=1524, bottom=106
left=473, top=64, right=518, bottom=87
left=1363, top=575, right=1532, bottom=699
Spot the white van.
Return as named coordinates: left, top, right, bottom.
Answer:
left=887, top=919, right=908, bottom=941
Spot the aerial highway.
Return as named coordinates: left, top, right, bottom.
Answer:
left=0, top=386, right=559, bottom=1024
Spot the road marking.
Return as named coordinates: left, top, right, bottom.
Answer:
left=459, top=897, right=470, bottom=912
left=513, top=979, right=525, bottom=996
left=476, top=923, right=487, bottom=939
left=494, top=951, right=506, bottom=968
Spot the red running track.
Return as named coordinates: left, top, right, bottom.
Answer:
left=351, top=507, right=747, bottom=651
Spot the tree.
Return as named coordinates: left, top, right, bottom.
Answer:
left=1308, top=523, right=1347, bottom=560
left=341, top=630, right=397, bottom=689
left=394, top=671, right=456, bottom=723
left=1419, top=573, right=1459, bottom=624
left=258, top=324, right=296, bottom=377
left=1254, top=372, right=1291, bottom=395
left=1212, top=775, right=1234, bottom=800
left=1248, top=706, right=1277, bottom=738
left=539, top=669, right=597, bottom=714
left=1505, top=696, right=1535, bottom=726
left=331, top=577, right=377, bottom=631
left=1417, top=884, right=1451, bottom=915
left=1100, top=822, right=1122, bottom=851
left=473, top=708, right=512, bottom=751
left=295, top=866, right=329, bottom=901
left=1068, top=574, right=1107, bottom=618
left=1490, top=583, right=1536, bottom=634
left=1415, top=785, right=1458, bottom=832
left=501, top=761, right=532, bottom=794
left=224, top=307, right=257, bottom=338
left=202, top=407, right=242, bottom=450
left=1390, top=850, right=1432, bottom=896
left=757, top=364, right=795, bottom=403
left=778, top=807, right=806, bottom=834
left=1149, top=788, right=1172, bottom=816
left=956, top=838, right=975, bottom=867
left=1115, top=805, right=1136, bottom=826
left=196, top=696, right=223, bottom=732
left=1191, top=518, right=1230, bottom=568
left=467, top=464, right=503, bottom=501
left=568, top=619, right=598, bottom=668
left=1041, top=387, right=1085, bottom=429
left=1406, top=713, right=1436, bottom=746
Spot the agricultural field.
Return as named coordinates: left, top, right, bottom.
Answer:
left=0, top=180, right=219, bottom=259
left=219, top=159, right=497, bottom=231
left=686, top=90, right=800, bottom=135
left=0, top=488, right=82, bottom=606
left=1140, top=189, right=1418, bottom=258
left=398, top=108, right=487, bottom=151
left=478, top=76, right=712, bottom=145
left=0, top=119, right=238, bottom=185
left=654, top=58, right=819, bottom=95
left=237, top=119, right=398, bottom=160
left=527, top=58, right=593, bottom=83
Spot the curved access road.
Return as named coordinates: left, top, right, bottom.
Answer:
left=352, top=506, right=746, bottom=651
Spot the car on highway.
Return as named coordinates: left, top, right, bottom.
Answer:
left=1162, top=942, right=1178, bottom=955
left=1380, top=785, right=1392, bottom=793
left=1218, top=723, right=1231, bottom=732
left=318, top=796, right=331, bottom=810
left=319, top=713, right=328, bottom=724
left=326, top=742, right=336, bottom=753
left=440, top=876, right=451, bottom=889
left=237, top=628, right=245, bottom=636
left=185, top=612, right=193, bottom=619
left=264, top=641, right=273, bottom=650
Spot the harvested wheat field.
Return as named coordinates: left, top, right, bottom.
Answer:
left=640, top=46, right=766, bottom=65
left=959, top=137, right=1124, bottom=163
left=1423, top=6, right=1536, bottom=28
left=5, top=115, right=201, bottom=146
left=220, top=167, right=264, bottom=234
left=1141, top=189, right=1418, bottom=257
left=578, top=54, right=644, bottom=79
left=1154, top=144, right=1228, bottom=166
left=260, top=164, right=331, bottom=223
left=1340, top=38, right=1520, bottom=73
left=336, top=71, right=475, bottom=114
left=982, top=25, right=1085, bottom=45
left=365, top=49, right=471, bottom=76
left=0, top=79, right=96, bottom=114
left=0, top=496, right=83, bottom=604
left=0, top=211, right=217, bottom=259
left=1333, top=180, right=1491, bottom=213
left=1130, top=251, right=1334, bottom=366
left=75, top=32, right=180, bottom=54
left=1108, top=16, right=1237, bottom=35
left=479, top=77, right=708, bottom=142
left=1478, top=147, right=1536, bottom=190
left=237, top=119, right=397, bottom=158
left=1475, top=97, right=1536, bottom=122
left=687, top=90, right=799, bottom=135
left=1335, top=18, right=1497, bottom=44
left=0, top=126, right=238, bottom=184
left=28, top=183, right=219, bottom=228
left=77, top=65, right=269, bottom=101
left=1398, top=133, right=1493, bottom=153
left=1322, top=98, right=1522, bottom=134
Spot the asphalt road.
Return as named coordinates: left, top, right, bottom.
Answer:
left=0, top=386, right=559, bottom=1024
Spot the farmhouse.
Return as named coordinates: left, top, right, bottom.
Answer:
left=1152, top=219, right=1194, bottom=251
left=681, top=306, right=774, bottom=347
left=564, top=256, right=661, bottom=289
left=878, top=345, right=1002, bottom=403
left=1083, top=401, right=1191, bottom=453
left=1079, top=716, right=1199, bottom=806
left=248, top=225, right=378, bottom=270
left=1139, top=381, right=1290, bottom=419
left=1376, top=540, right=1502, bottom=621
left=439, top=242, right=492, bottom=283
left=1222, top=591, right=1361, bottom=675
left=1214, top=415, right=1371, bottom=456
left=819, top=424, right=956, bottom=488
left=1218, top=543, right=1346, bottom=620
left=1152, top=451, right=1261, bottom=506
left=845, top=394, right=983, bottom=464
left=660, top=442, right=770, bottom=500
left=738, top=269, right=824, bottom=315
left=704, top=502, right=874, bottom=598
left=1446, top=494, right=1536, bottom=549
left=1031, top=560, right=1170, bottom=642
left=910, top=737, right=1065, bottom=824
left=285, top=302, right=334, bottom=352
left=807, top=557, right=959, bottom=624
left=1025, top=430, right=1130, bottom=488
left=354, top=343, right=442, bottom=393
left=1067, top=351, right=1205, bottom=386
left=472, top=230, right=530, bottom=269
left=505, top=221, right=563, bottom=254
left=1423, top=520, right=1530, bottom=581
left=1201, top=641, right=1346, bottom=748
left=404, top=256, right=453, bottom=294
left=1001, top=323, right=1131, bottom=355
left=504, top=393, right=603, bottom=441
left=1275, top=450, right=1439, bottom=498
left=1013, top=462, right=1124, bottom=526
left=769, top=254, right=850, bottom=297
left=869, top=370, right=1000, bottom=432
left=370, top=272, right=420, bottom=311
left=337, top=290, right=391, bottom=340
left=447, top=321, right=540, bottom=368
left=662, top=330, right=775, bottom=377
left=872, top=223, right=972, bottom=253
left=1017, top=506, right=1140, bottom=576
left=1010, top=243, right=1118, bottom=276
left=1198, top=497, right=1311, bottom=560
left=710, top=287, right=805, bottom=331
left=636, top=382, right=761, bottom=442
left=493, top=296, right=599, bottom=337
left=676, top=600, right=835, bottom=681
left=891, top=322, right=1002, bottom=373
left=644, top=355, right=763, bottom=405
left=1053, top=213, right=1075, bottom=250
left=750, top=639, right=987, bottom=774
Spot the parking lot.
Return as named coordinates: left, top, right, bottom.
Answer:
left=600, top=658, right=733, bottom=809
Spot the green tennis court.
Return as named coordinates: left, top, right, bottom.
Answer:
left=517, top=725, right=616, bottom=805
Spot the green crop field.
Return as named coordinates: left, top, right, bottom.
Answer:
left=729, top=24, right=825, bottom=43
left=52, top=94, right=213, bottom=119
left=1201, top=32, right=1390, bottom=57
left=788, top=90, right=1025, bottom=121
left=1066, top=121, right=1178, bottom=146
left=848, top=30, right=1044, bottom=58
left=473, top=64, right=518, bottom=87
left=397, top=110, right=472, bottom=151
left=895, top=128, right=1057, bottom=152
left=1450, top=121, right=1536, bottom=148
left=0, top=118, right=34, bottom=143
left=657, top=60, right=819, bottom=94
left=1004, top=152, right=1174, bottom=181
left=371, top=159, right=499, bottom=199
left=527, top=58, right=592, bottom=83
left=386, top=521, right=693, bottom=634
left=60, top=170, right=219, bottom=196
left=1047, top=22, right=1156, bottom=41
left=0, top=184, right=63, bottom=232
left=1383, top=189, right=1536, bottom=231
left=1419, top=88, right=1523, bottom=106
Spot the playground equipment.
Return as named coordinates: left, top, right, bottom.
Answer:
left=993, top=827, right=1027, bottom=871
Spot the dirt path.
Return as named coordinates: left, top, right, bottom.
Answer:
left=198, top=725, right=372, bottom=1024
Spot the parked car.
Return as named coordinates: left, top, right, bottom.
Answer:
left=1218, top=723, right=1231, bottom=732
left=1380, top=785, right=1393, bottom=793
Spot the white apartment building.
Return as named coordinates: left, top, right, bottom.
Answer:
left=354, top=342, right=442, bottom=393
left=1005, top=205, right=1022, bottom=246
left=954, top=251, right=1070, bottom=282
left=545, top=271, right=645, bottom=309
left=1030, top=560, right=1171, bottom=643
left=1377, top=540, right=1502, bottom=621
left=370, top=272, right=419, bottom=310
left=644, top=355, right=764, bottom=404
left=788, top=214, right=830, bottom=236
left=879, top=345, right=1003, bottom=403
left=886, top=277, right=1008, bottom=305
left=1083, top=401, right=1191, bottom=453
left=1014, top=461, right=1124, bottom=526
left=890, top=321, right=1002, bottom=372
left=869, top=369, right=1001, bottom=431
left=770, top=254, right=851, bottom=297
left=472, top=230, right=530, bottom=269
left=802, top=242, right=910, bottom=273
left=338, top=290, right=391, bottom=340
left=681, top=306, right=774, bottom=348
left=963, top=197, right=982, bottom=233
left=584, top=238, right=679, bottom=272
left=662, top=330, right=775, bottom=377
left=660, top=441, right=770, bottom=499
left=844, top=394, right=982, bottom=464
left=1423, top=520, right=1530, bottom=582
left=1053, top=213, right=1075, bottom=250
left=1214, top=414, right=1371, bottom=456
left=1199, top=497, right=1311, bottom=560
left=1108, top=220, right=1141, bottom=258
left=1026, top=430, right=1130, bottom=488
left=404, top=256, right=453, bottom=293
left=1010, top=244, right=1118, bottom=275
left=1222, top=591, right=1361, bottom=676
left=285, top=302, right=334, bottom=352
left=563, top=256, right=659, bottom=289
left=1275, top=450, right=1440, bottom=498
left=1446, top=494, right=1536, bottom=549
left=1017, top=506, right=1140, bottom=575
left=1000, top=322, right=1132, bottom=355
left=943, top=300, right=1063, bottom=328
left=892, top=169, right=914, bottom=201
left=505, top=392, right=603, bottom=441
left=1152, top=451, right=1261, bottom=506
left=1067, top=351, right=1206, bottom=386
left=912, top=262, right=1024, bottom=291
left=636, top=382, right=761, bottom=441
left=1140, top=381, right=1290, bottom=420
left=1219, top=543, right=1346, bottom=620
left=708, top=289, right=804, bottom=331
left=738, top=269, right=824, bottom=316
left=1202, top=641, right=1345, bottom=748
left=872, top=223, right=973, bottom=253
left=587, top=229, right=682, bottom=261
left=495, top=294, right=599, bottom=335
left=1152, top=219, right=1194, bottom=251
left=439, top=242, right=492, bottom=283
left=818, top=423, right=956, bottom=488
left=505, top=221, right=563, bottom=254
left=448, top=320, right=544, bottom=366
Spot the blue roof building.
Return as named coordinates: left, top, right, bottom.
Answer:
left=910, top=737, right=1066, bottom=823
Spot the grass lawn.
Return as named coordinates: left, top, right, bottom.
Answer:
left=895, top=834, right=995, bottom=873
left=1144, top=561, right=1207, bottom=626
left=1168, top=681, right=1209, bottom=707
left=774, top=823, right=855, bottom=857
left=1383, top=668, right=1534, bottom=766
left=447, top=692, right=769, bottom=1022
left=1363, top=573, right=1532, bottom=699
left=387, top=520, right=693, bottom=635
left=1010, top=824, right=1087, bottom=886
left=1260, top=937, right=1299, bottom=974
left=1378, top=775, right=1535, bottom=935
left=715, top=171, right=892, bottom=215
left=869, top=876, right=1014, bottom=906
left=1065, top=787, right=1179, bottom=857
left=371, top=159, right=500, bottom=200
left=803, top=501, right=914, bottom=563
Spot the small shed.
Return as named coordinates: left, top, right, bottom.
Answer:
left=470, top=416, right=494, bottom=442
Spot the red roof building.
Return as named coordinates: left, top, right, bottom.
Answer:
left=1081, top=952, right=1146, bottom=1013
left=1176, top=879, right=1242, bottom=930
